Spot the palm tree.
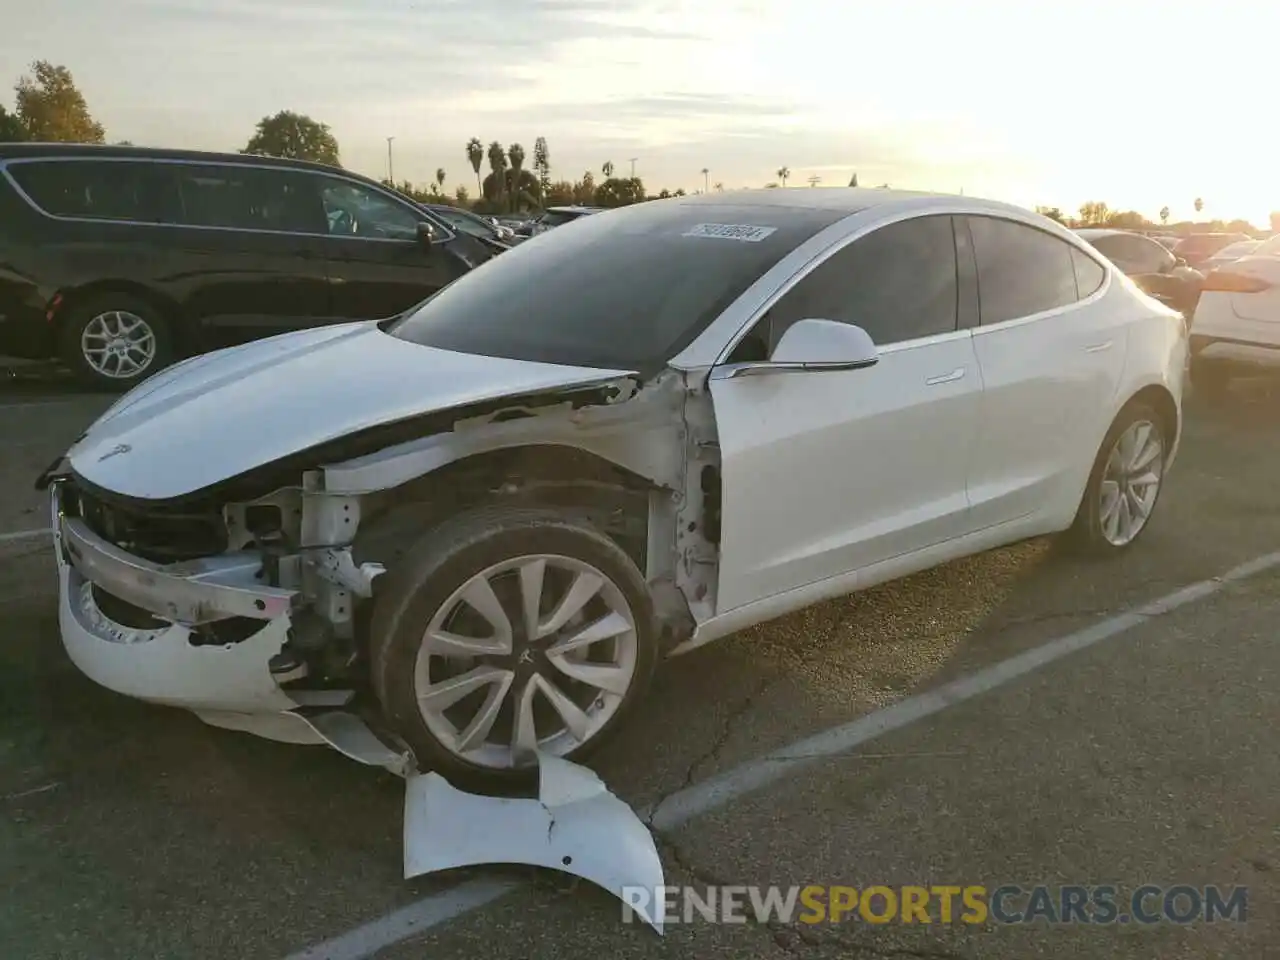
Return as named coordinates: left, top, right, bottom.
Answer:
left=487, top=140, right=507, bottom=206
left=602, top=160, right=614, bottom=178
left=508, top=143, right=526, bottom=213
left=1160, top=206, right=1170, bottom=224
left=701, top=168, right=709, bottom=193
left=435, top=168, right=446, bottom=191
left=1194, top=197, right=1204, bottom=215
left=776, top=166, right=790, bottom=187
left=466, top=138, right=483, bottom=195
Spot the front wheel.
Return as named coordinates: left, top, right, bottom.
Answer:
left=369, top=505, right=657, bottom=792
left=1065, top=402, right=1168, bottom=556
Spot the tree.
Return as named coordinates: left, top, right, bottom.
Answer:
left=776, top=166, right=790, bottom=187
left=602, top=160, right=614, bottom=178
left=594, top=176, right=645, bottom=207
left=243, top=110, right=339, bottom=165
left=673, top=188, right=687, bottom=197
left=848, top=172, right=858, bottom=187
left=1035, top=206, right=1066, bottom=224
left=466, top=138, right=484, bottom=195
left=1159, top=206, right=1170, bottom=225
left=486, top=140, right=507, bottom=206
left=435, top=168, right=446, bottom=191
left=572, top=172, right=595, bottom=205
left=533, top=137, right=551, bottom=202
left=1106, top=210, right=1146, bottom=230
left=1078, top=200, right=1111, bottom=225
left=714, top=182, right=724, bottom=192
left=507, top=143, right=526, bottom=213
left=455, top=185, right=470, bottom=206
left=1194, top=197, right=1204, bottom=215
left=482, top=168, right=537, bottom=208
left=14, top=61, right=104, bottom=143
left=0, top=105, right=28, bottom=142
left=545, top=180, right=574, bottom=206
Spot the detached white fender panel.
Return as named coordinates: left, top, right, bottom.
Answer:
left=404, top=753, right=666, bottom=933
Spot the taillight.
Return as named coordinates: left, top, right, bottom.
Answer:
left=1200, top=270, right=1272, bottom=293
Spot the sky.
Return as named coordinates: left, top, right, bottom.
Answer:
left=4, top=0, right=1277, bottom=225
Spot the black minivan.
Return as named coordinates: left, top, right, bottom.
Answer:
left=0, top=143, right=507, bottom=389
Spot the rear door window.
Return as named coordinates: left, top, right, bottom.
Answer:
left=7, top=159, right=183, bottom=223
left=171, top=163, right=328, bottom=234
left=966, top=216, right=1081, bottom=325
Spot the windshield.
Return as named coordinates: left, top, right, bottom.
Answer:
left=388, top=199, right=848, bottom=373
left=429, top=206, right=494, bottom=239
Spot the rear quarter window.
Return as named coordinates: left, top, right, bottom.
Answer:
left=6, top=159, right=183, bottom=223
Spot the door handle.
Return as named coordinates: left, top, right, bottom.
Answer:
left=1084, top=340, right=1113, bottom=353
left=925, top=367, right=965, bottom=386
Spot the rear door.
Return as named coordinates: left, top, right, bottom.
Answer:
left=963, top=216, right=1126, bottom=530
left=309, top=174, right=466, bottom=319
left=167, top=161, right=333, bottom=349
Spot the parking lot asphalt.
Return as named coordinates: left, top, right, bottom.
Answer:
left=2, top=365, right=1279, bottom=960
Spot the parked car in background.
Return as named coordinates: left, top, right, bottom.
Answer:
left=1076, top=227, right=1203, bottom=315
left=41, top=189, right=1185, bottom=789
left=1188, top=232, right=1280, bottom=396
left=420, top=202, right=520, bottom=247
left=514, top=205, right=605, bottom=238
left=0, top=144, right=502, bottom=389
left=1197, top=239, right=1260, bottom=273
left=1173, top=232, right=1252, bottom=268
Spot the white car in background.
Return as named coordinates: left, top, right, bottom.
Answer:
left=41, top=189, right=1186, bottom=790
left=1197, top=239, right=1261, bottom=274
left=1188, top=233, right=1280, bottom=395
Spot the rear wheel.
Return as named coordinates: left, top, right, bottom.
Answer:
left=1065, top=402, right=1168, bottom=556
left=369, top=504, right=657, bottom=792
left=59, top=293, right=174, bottom=391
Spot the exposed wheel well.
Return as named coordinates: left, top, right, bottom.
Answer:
left=353, top=444, right=658, bottom=573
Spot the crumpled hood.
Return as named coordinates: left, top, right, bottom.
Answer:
left=68, top=321, right=636, bottom=501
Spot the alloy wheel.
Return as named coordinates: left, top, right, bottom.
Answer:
left=1098, top=419, right=1164, bottom=547
left=81, top=310, right=157, bottom=380
left=413, top=553, right=639, bottom=769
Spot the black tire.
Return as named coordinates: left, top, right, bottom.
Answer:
left=1063, top=401, right=1168, bottom=557
left=369, top=504, right=658, bottom=793
left=1190, top=355, right=1231, bottom=404
left=58, top=293, right=174, bottom=391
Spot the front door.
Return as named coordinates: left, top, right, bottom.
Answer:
left=709, top=213, right=983, bottom=614
left=311, top=176, right=465, bottom=320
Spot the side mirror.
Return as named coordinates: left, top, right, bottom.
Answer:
left=721, top=318, right=879, bottom=378
left=416, top=221, right=437, bottom=251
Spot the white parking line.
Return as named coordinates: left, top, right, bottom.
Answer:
left=0, top=528, right=51, bottom=545
left=282, top=547, right=1280, bottom=960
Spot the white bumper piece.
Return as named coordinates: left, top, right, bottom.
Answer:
left=404, top=753, right=667, bottom=933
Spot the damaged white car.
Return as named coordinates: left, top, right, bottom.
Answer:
left=40, top=189, right=1187, bottom=790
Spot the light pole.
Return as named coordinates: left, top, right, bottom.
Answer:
left=386, top=136, right=395, bottom=184
left=628, top=157, right=638, bottom=178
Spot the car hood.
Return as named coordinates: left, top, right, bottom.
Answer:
left=67, top=321, right=637, bottom=501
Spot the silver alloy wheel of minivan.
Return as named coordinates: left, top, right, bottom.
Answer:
left=413, top=553, right=640, bottom=769
left=80, top=310, right=158, bottom=380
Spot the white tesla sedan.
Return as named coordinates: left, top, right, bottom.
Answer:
left=41, top=189, right=1187, bottom=789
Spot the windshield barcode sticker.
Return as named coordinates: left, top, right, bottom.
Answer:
left=683, top=223, right=777, bottom=242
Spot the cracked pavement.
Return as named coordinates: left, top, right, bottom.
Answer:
left=2, top=370, right=1280, bottom=959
